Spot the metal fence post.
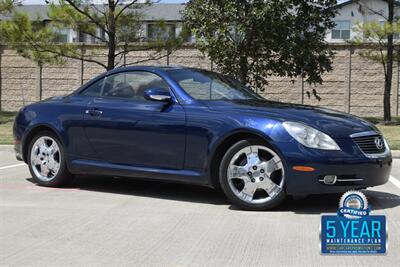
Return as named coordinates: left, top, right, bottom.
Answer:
left=344, top=46, right=353, bottom=113
left=396, top=47, right=400, bottom=116
left=301, top=76, right=304, bottom=104
left=79, top=44, right=85, bottom=85
left=0, top=45, right=3, bottom=111
left=166, top=50, right=170, bottom=66
left=123, top=42, right=127, bottom=67
left=36, top=62, right=43, bottom=101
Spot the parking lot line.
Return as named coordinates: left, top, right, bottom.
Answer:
left=389, top=175, right=400, bottom=189
left=0, top=163, right=25, bottom=170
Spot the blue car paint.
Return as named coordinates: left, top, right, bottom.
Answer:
left=13, top=66, right=392, bottom=194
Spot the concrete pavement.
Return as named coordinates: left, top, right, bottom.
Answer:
left=1, top=150, right=400, bottom=266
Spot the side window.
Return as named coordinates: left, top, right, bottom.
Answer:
left=102, top=71, right=169, bottom=100
left=179, top=78, right=211, bottom=100
left=80, top=78, right=104, bottom=97
left=332, top=21, right=351, bottom=40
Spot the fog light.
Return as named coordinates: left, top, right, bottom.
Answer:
left=323, top=175, right=337, bottom=185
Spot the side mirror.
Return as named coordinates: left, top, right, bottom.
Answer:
left=143, top=88, right=172, bottom=102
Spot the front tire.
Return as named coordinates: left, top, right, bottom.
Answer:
left=28, top=131, right=73, bottom=187
left=219, top=139, right=287, bottom=210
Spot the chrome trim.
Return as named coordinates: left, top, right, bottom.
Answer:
left=349, top=130, right=380, bottom=138
left=85, top=109, right=103, bottom=115
left=30, top=136, right=61, bottom=182
left=148, top=94, right=171, bottom=101
left=350, top=131, right=391, bottom=159
left=227, top=145, right=285, bottom=204
left=337, top=178, right=364, bottom=182
left=375, top=137, right=384, bottom=150
left=322, top=175, right=337, bottom=185
left=318, top=178, right=364, bottom=183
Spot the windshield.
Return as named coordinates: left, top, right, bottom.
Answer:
left=168, top=69, right=262, bottom=100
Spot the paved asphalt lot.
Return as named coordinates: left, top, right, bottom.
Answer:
left=1, top=149, right=400, bottom=267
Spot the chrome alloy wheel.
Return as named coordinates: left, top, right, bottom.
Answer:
left=227, top=145, right=285, bottom=204
left=30, top=136, right=61, bottom=182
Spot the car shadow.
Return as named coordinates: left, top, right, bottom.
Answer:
left=265, top=190, right=400, bottom=214
left=26, top=176, right=400, bottom=213
left=229, top=189, right=400, bottom=214
left=27, top=175, right=228, bottom=205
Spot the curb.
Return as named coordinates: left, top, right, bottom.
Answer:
left=0, top=145, right=14, bottom=152
left=2, top=145, right=399, bottom=158
left=392, top=150, right=400, bottom=159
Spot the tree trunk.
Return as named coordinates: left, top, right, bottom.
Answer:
left=107, top=0, right=116, bottom=71
left=238, top=55, right=248, bottom=84
left=384, top=0, right=394, bottom=122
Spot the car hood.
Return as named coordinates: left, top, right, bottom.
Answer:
left=203, top=99, right=378, bottom=139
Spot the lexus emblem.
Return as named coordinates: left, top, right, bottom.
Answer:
left=374, top=137, right=384, bottom=150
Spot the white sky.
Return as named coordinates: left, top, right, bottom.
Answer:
left=23, top=0, right=188, bottom=4
left=23, top=0, right=347, bottom=5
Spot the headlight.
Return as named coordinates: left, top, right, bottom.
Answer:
left=282, top=121, right=340, bottom=150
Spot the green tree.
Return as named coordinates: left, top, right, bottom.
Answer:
left=353, top=0, right=398, bottom=123
left=1, top=11, right=64, bottom=65
left=3, top=0, right=186, bottom=70
left=0, top=0, right=14, bottom=14
left=0, top=0, right=15, bottom=43
left=183, top=0, right=337, bottom=92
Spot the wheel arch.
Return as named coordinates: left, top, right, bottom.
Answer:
left=207, top=129, right=278, bottom=189
left=22, top=124, right=65, bottom=163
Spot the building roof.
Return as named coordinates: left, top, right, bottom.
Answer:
left=336, top=0, right=353, bottom=8
left=335, top=0, right=400, bottom=9
left=5, top=1, right=392, bottom=22
left=0, top=3, right=184, bottom=21
left=141, top=3, right=184, bottom=21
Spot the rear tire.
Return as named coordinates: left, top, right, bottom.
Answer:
left=219, top=139, right=287, bottom=210
left=28, top=131, right=73, bottom=187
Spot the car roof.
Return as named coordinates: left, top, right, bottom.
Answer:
left=107, top=65, right=189, bottom=75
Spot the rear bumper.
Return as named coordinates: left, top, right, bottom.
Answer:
left=274, top=138, right=392, bottom=195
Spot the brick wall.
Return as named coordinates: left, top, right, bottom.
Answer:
left=0, top=44, right=399, bottom=117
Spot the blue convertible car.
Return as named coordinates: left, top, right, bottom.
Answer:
left=13, top=66, right=392, bottom=210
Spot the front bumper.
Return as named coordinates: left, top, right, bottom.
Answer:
left=13, top=111, right=26, bottom=162
left=275, top=138, right=392, bottom=195
left=14, top=142, right=23, bottom=161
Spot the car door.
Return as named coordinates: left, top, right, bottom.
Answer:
left=83, top=71, right=186, bottom=170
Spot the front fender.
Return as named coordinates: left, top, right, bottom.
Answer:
left=21, top=122, right=67, bottom=162
left=18, top=100, right=87, bottom=163
left=205, top=118, right=290, bottom=188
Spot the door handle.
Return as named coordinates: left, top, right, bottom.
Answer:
left=85, top=109, right=103, bottom=116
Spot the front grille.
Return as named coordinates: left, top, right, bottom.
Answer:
left=352, top=135, right=386, bottom=155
